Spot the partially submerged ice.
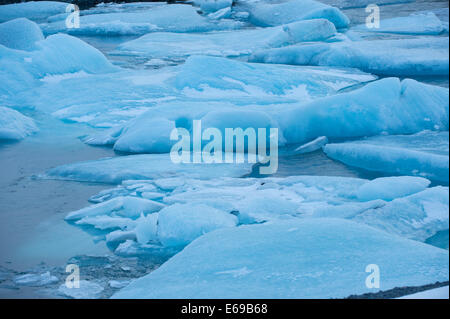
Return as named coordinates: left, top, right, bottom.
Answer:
left=324, top=131, right=449, bottom=183
left=0, top=1, right=68, bottom=23
left=41, top=3, right=243, bottom=36
left=235, top=0, right=350, bottom=29
left=112, top=218, right=448, bottom=298
left=0, top=106, right=38, bottom=141
left=114, top=19, right=337, bottom=59
left=42, top=153, right=253, bottom=184
left=250, top=37, right=449, bottom=76
left=349, top=12, right=447, bottom=37
left=63, top=175, right=449, bottom=259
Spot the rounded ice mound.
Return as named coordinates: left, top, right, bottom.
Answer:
left=0, top=106, right=38, bottom=141
left=194, top=0, right=232, bottom=13
left=157, top=203, right=238, bottom=247
left=0, top=1, right=68, bottom=23
left=0, top=18, right=44, bottom=51
left=355, top=176, right=431, bottom=201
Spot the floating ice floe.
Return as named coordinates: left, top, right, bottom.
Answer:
left=83, top=77, right=448, bottom=153
left=14, top=271, right=58, bottom=286
left=114, top=19, right=337, bottom=59
left=0, top=1, right=68, bottom=23
left=63, top=175, right=448, bottom=260
left=349, top=12, right=447, bottom=37
left=324, top=131, right=449, bottom=183
left=250, top=37, right=449, bottom=76
left=41, top=4, right=243, bottom=36
left=235, top=0, right=350, bottom=29
left=42, top=153, right=253, bottom=184
left=0, top=106, right=38, bottom=141
left=294, top=136, right=328, bottom=154
left=58, top=280, right=104, bottom=299
left=112, top=218, right=448, bottom=298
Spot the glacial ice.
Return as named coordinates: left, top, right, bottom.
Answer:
left=0, top=1, right=68, bottom=23
left=64, top=175, right=448, bottom=259
left=112, top=218, right=449, bottom=298
left=115, top=19, right=337, bottom=59
left=235, top=0, right=350, bottom=29
left=0, top=18, right=44, bottom=51
left=324, top=131, right=449, bottom=182
left=354, top=176, right=431, bottom=201
left=193, top=0, right=232, bottom=14
left=250, top=37, right=449, bottom=76
left=294, top=136, right=328, bottom=154
left=41, top=4, right=243, bottom=36
left=157, top=203, right=238, bottom=247
left=43, top=154, right=253, bottom=184
left=349, top=12, right=447, bottom=36
left=58, top=280, right=104, bottom=299
left=0, top=106, right=38, bottom=141
left=14, top=271, right=58, bottom=286
left=353, top=187, right=449, bottom=242
left=84, top=76, right=449, bottom=154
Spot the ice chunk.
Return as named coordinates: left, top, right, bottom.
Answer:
left=276, top=79, right=449, bottom=146
left=65, top=196, right=164, bottom=221
left=115, top=19, right=336, bottom=59
left=157, top=203, right=238, bottom=247
left=250, top=37, right=449, bottom=76
left=398, top=286, right=449, bottom=299
left=135, top=213, right=159, bottom=245
left=109, top=280, right=131, bottom=289
left=75, top=215, right=136, bottom=231
left=355, top=176, right=431, bottom=201
left=14, top=271, right=58, bottom=286
left=43, top=154, right=253, bottom=184
left=58, top=280, right=104, bottom=299
left=112, top=218, right=449, bottom=298
left=0, top=107, right=38, bottom=141
left=41, top=4, right=242, bottom=36
left=113, top=117, right=175, bottom=154
left=350, top=12, right=447, bottom=36
left=238, top=0, right=349, bottom=29
left=294, top=136, right=328, bottom=154
left=353, top=187, right=449, bottom=241
left=324, top=131, right=449, bottom=183
left=0, top=1, right=68, bottom=23
left=193, top=0, right=232, bottom=13
left=0, top=18, right=44, bottom=51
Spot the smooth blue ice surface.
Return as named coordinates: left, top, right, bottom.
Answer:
left=324, top=131, right=449, bottom=183
left=112, top=218, right=448, bottom=298
left=251, top=37, right=449, bottom=76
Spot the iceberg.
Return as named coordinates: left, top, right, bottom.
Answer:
left=0, top=1, right=68, bottom=23
left=250, top=37, right=449, bottom=76
left=41, top=4, right=243, bottom=36
left=114, top=19, right=337, bottom=59
left=236, top=0, right=350, bottom=29
left=112, top=218, right=449, bottom=298
left=0, top=106, right=38, bottom=141
left=275, top=78, right=449, bottom=146
left=323, top=131, right=449, bottom=182
left=14, top=271, right=58, bottom=286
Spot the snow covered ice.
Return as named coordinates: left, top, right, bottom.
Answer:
left=0, top=0, right=449, bottom=300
